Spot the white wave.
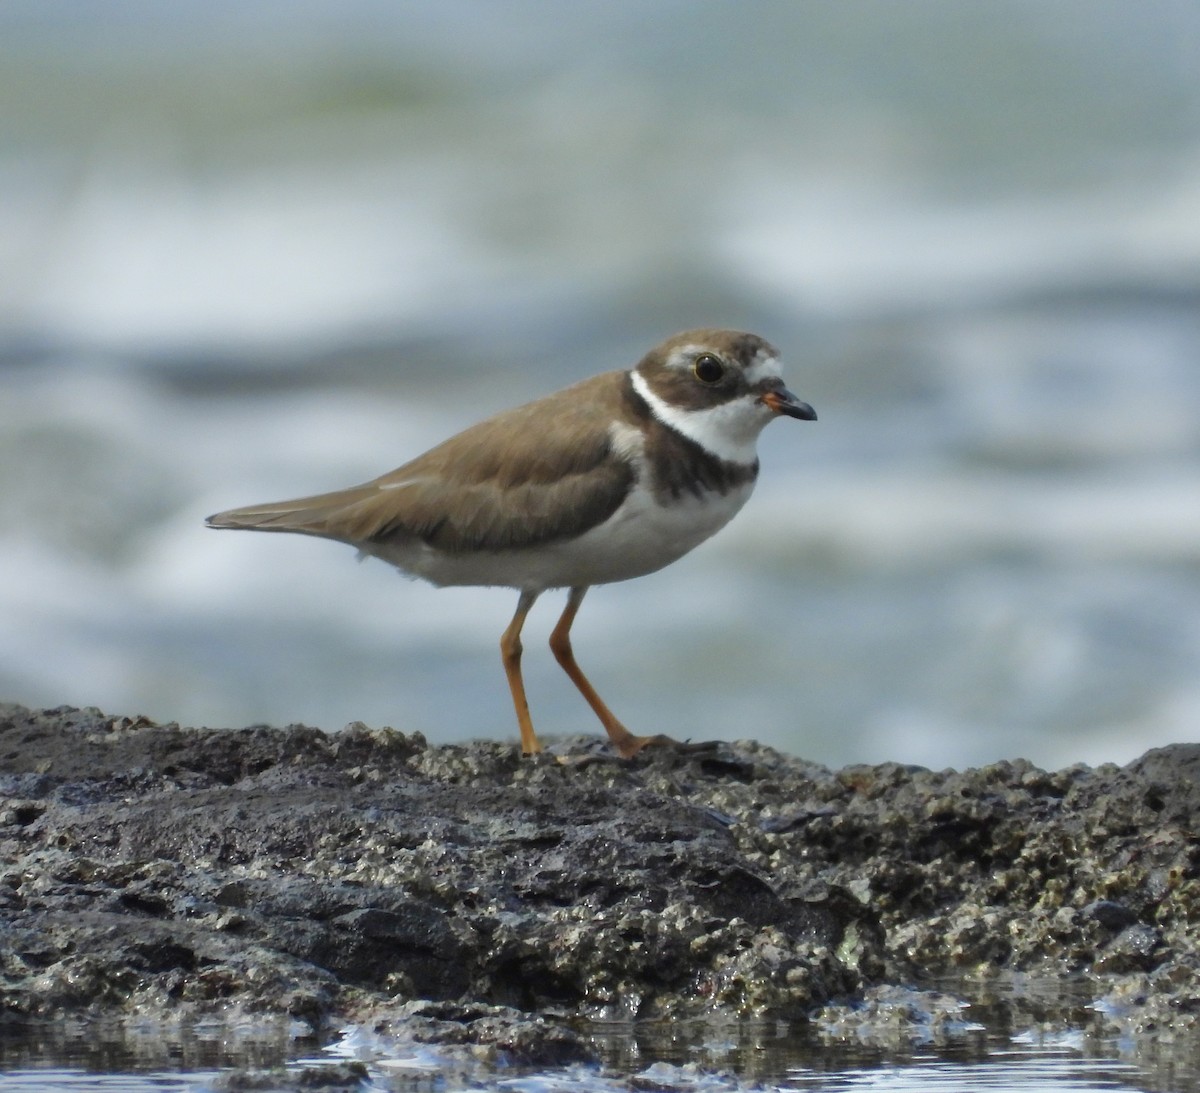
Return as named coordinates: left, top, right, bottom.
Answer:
left=717, top=161, right=1200, bottom=316
left=732, top=466, right=1200, bottom=568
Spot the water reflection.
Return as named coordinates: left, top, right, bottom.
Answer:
left=5, top=976, right=1195, bottom=1093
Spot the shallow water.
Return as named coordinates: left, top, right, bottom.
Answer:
left=0, top=995, right=1195, bottom=1093
left=2, top=976, right=1199, bottom=1092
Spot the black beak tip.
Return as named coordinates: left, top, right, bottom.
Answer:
left=762, top=387, right=817, bottom=421
left=786, top=400, right=817, bottom=421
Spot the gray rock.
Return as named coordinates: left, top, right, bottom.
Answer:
left=3, top=702, right=1200, bottom=1045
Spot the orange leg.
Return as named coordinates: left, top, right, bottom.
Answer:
left=548, top=586, right=675, bottom=758
left=500, top=590, right=542, bottom=755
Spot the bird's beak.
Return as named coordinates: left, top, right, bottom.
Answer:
left=760, top=386, right=817, bottom=421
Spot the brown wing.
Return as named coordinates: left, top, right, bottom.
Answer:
left=206, top=371, right=639, bottom=554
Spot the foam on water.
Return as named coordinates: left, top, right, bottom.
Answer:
left=719, top=169, right=1200, bottom=317
left=745, top=466, right=1200, bottom=567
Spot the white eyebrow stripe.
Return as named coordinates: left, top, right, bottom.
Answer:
left=664, top=346, right=782, bottom=387
left=664, top=345, right=709, bottom=371
left=742, top=353, right=783, bottom=386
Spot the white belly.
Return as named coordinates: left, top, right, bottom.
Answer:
left=367, top=479, right=755, bottom=591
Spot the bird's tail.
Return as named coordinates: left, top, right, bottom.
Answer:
left=205, top=485, right=379, bottom=540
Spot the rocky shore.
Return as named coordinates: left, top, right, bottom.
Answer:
left=2, top=703, right=1199, bottom=1067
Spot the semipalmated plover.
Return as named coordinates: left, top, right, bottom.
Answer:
left=207, top=329, right=815, bottom=757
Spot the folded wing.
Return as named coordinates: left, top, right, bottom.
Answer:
left=206, top=372, right=638, bottom=554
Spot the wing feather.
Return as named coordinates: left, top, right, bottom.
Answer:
left=206, top=371, right=639, bottom=554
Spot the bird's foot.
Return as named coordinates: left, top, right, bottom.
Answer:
left=610, top=732, right=720, bottom=760
left=522, top=730, right=720, bottom=765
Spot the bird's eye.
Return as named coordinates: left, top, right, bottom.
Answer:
left=692, top=354, right=725, bottom=384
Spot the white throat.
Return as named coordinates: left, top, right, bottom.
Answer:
left=630, top=370, right=765, bottom=466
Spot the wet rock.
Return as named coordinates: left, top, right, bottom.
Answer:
left=354, top=999, right=596, bottom=1067
left=813, top=984, right=983, bottom=1047
left=1082, top=899, right=1138, bottom=932
left=209, top=1062, right=369, bottom=1091
left=2, top=702, right=1200, bottom=1041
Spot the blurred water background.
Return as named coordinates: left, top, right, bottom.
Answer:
left=2, top=0, right=1199, bottom=772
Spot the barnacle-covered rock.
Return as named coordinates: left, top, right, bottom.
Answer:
left=2, top=703, right=1200, bottom=1045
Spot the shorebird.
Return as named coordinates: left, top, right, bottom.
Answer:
left=207, top=329, right=815, bottom=756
